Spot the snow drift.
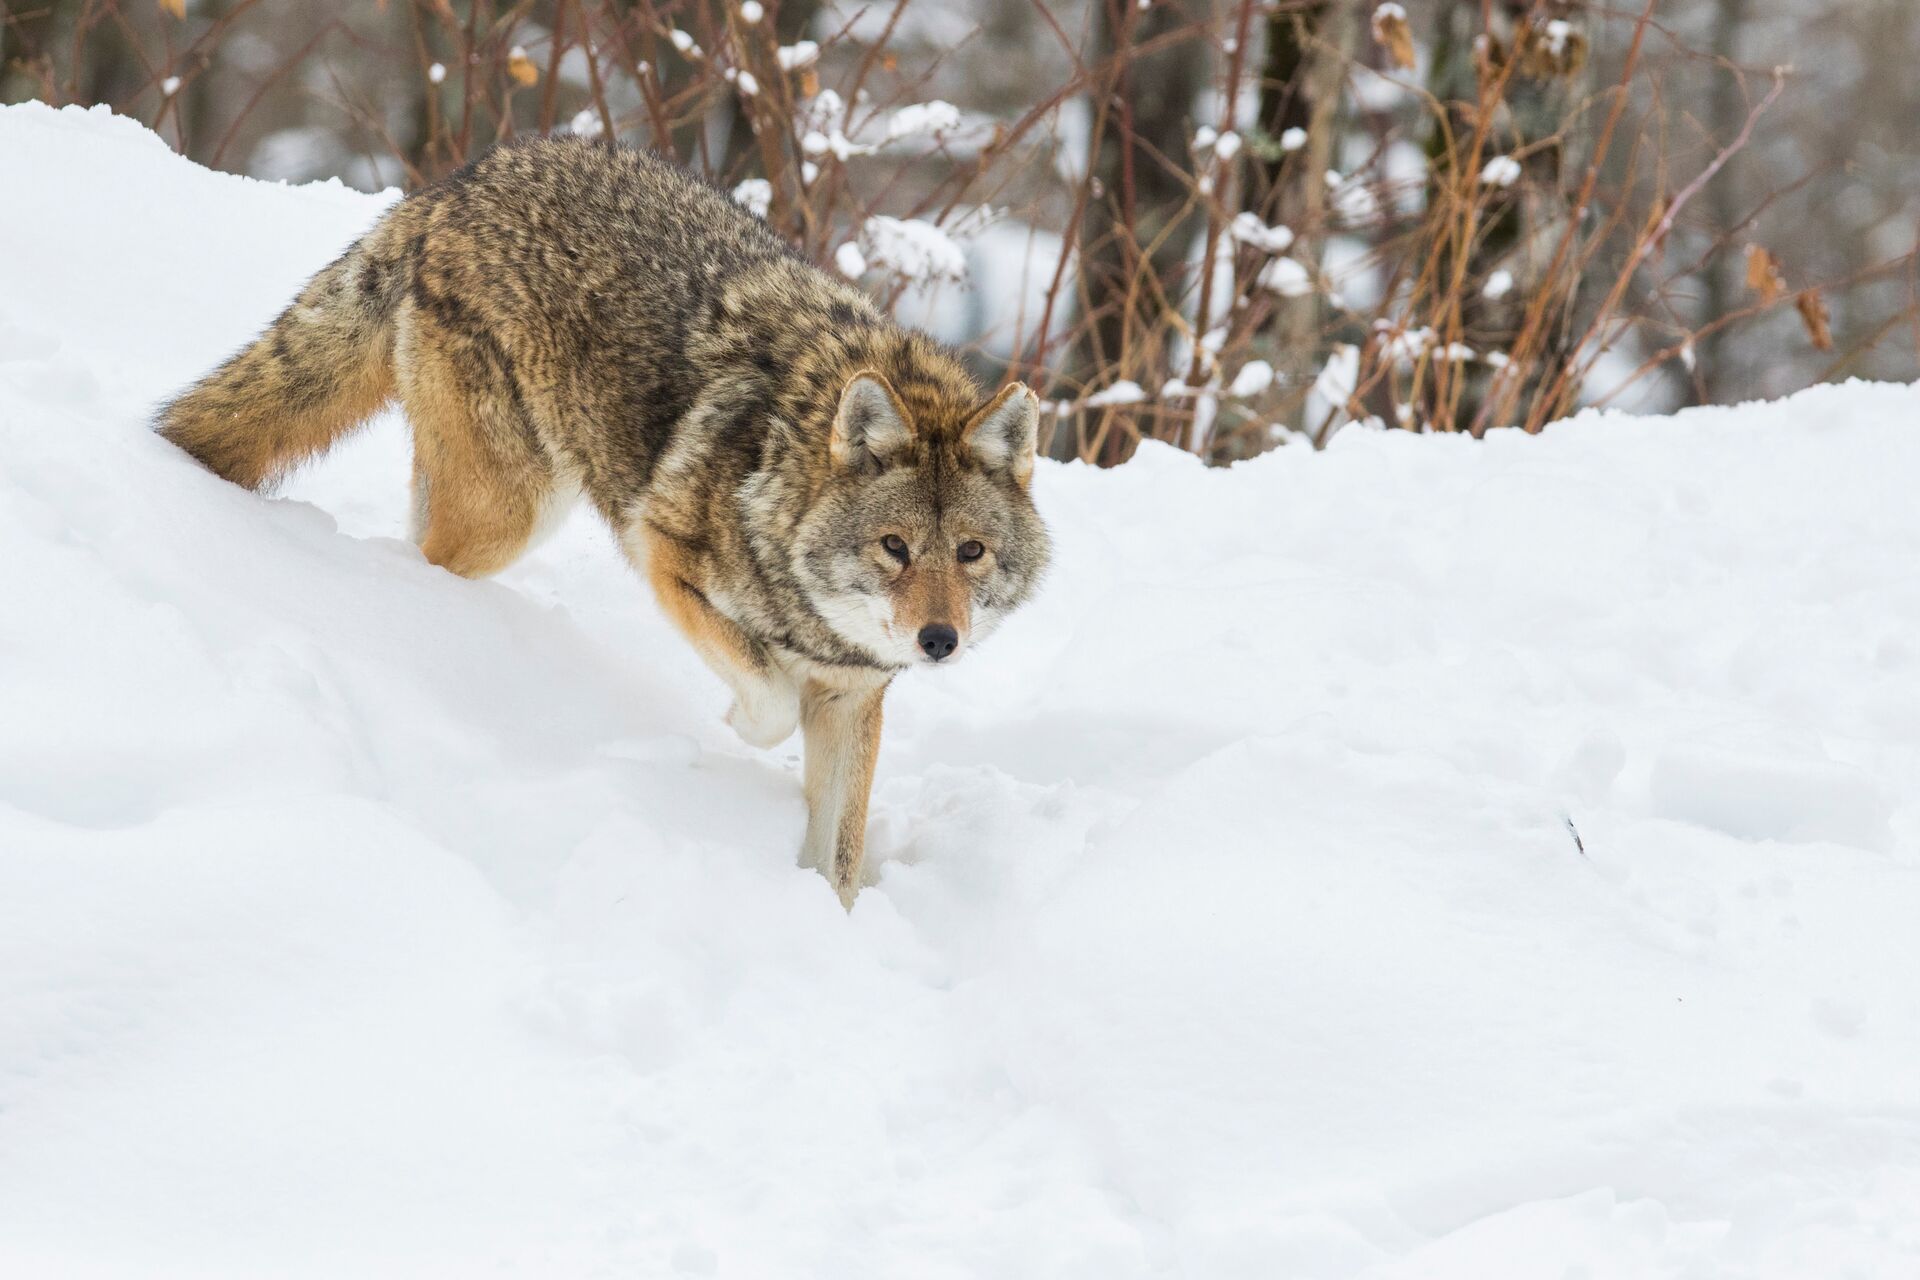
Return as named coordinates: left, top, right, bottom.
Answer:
left=3, top=103, right=1919, bottom=1278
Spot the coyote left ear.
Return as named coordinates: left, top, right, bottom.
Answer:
left=831, top=372, right=913, bottom=472
left=963, top=383, right=1039, bottom=485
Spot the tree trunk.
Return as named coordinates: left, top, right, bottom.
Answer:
left=1241, top=0, right=1355, bottom=446
left=722, top=0, right=818, bottom=180
left=1055, top=0, right=1210, bottom=464
left=1698, top=0, right=1751, bottom=404
left=1426, top=0, right=1591, bottom=432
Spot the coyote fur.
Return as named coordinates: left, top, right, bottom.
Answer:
left=157, top=137, right=1051, bottom=907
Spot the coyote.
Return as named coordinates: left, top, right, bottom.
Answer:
left=158, top=138, right=1051, bottom=907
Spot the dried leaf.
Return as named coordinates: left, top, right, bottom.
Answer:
left=1795, top=288, right=1833, bottom=351
left=507, top=50, right=539, bottom=88
left=1371, top=4, right=1416, bottom=71
left=158, top=0, right=186, bottom=18
left=1745, top=245, right=1785, bottom=304
left=1642, top=197, right=1669, bottom=255
left=1514, top=18, right=1589, bottom=80
left=798, top=67, right=820, bottom=98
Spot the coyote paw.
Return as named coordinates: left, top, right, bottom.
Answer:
left=799, top=843, right=860, bottom=910
left=726, top=683, right=799, bottom=748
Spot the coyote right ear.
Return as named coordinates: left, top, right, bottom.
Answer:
left=830, top=372, right=913, bottom=471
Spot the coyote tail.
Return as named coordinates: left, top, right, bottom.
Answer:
left=157, top=214, right=411, bottom=491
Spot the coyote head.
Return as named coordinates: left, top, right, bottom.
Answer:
left=791, top=371, right=1051, bottom=669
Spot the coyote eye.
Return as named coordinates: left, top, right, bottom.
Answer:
left=881, top=534, right=910, bottom=563
left=957, top=540, right=985, bottom=563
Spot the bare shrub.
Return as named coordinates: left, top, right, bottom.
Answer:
left=4, top=0, right=1914, bottom=462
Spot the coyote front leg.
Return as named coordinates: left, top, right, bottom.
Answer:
left=640, top=525, right=799, bottom=747
left=799, top=679, right=887, bottom=909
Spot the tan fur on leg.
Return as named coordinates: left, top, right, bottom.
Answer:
left=798, top=678, right=887, bottom=909
left=397, top=313, right=552, bottom=579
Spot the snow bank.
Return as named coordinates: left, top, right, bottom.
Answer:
left=4, top=103, right=1920, bottom=1278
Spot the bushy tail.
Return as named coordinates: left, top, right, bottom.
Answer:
left=157, top=216, right=410, bottom=491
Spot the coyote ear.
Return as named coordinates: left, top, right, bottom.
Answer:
left=963, top=382, right=1040, bottom=484
left=831, top=372, right=913, bottom=471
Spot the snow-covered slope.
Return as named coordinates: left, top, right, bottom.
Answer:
left=4, top=103, right=1920, bottom=1278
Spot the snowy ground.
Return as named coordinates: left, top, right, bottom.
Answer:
left=4, top=103, right=1920, bottom=1278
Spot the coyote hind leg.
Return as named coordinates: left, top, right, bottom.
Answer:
left=397, top=313, right=553, bottom=579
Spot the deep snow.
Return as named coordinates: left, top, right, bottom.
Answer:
left=4, top=103, right=1920, bottom=1278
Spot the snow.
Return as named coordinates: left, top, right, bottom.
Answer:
left=884, top=101, right=961, bottom=143
left=1327, top=169, right=1383, bottom=226
left=833, top=240, right=867, bottom=278
left=1226, top=359, right=1275, bottom=399
left=890, top=218, right=1073, bottom=357
left=729, top=176, right=771, bottom=218
left=857, top=214, right=967, bottom=285
left=1544, top=18, right=1575, bottom=59
left=1313, top=341, right=1362, bottom=408
left=775, top=40, right=819, bottom=71
left=5, top=102, right=1920, bottom=1278
left=1481, top=154, right=1523, bottom=188
left=1229, top=210, right=1295, bottom=255
left=800, top=87, right=845, bottom=136
left=1258, top=256, right=1313, bottom=297
left=1082, top=379, right=1149, bottom=408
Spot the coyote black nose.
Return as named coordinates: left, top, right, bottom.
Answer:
left=917, top=624, right=959, bottom=661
